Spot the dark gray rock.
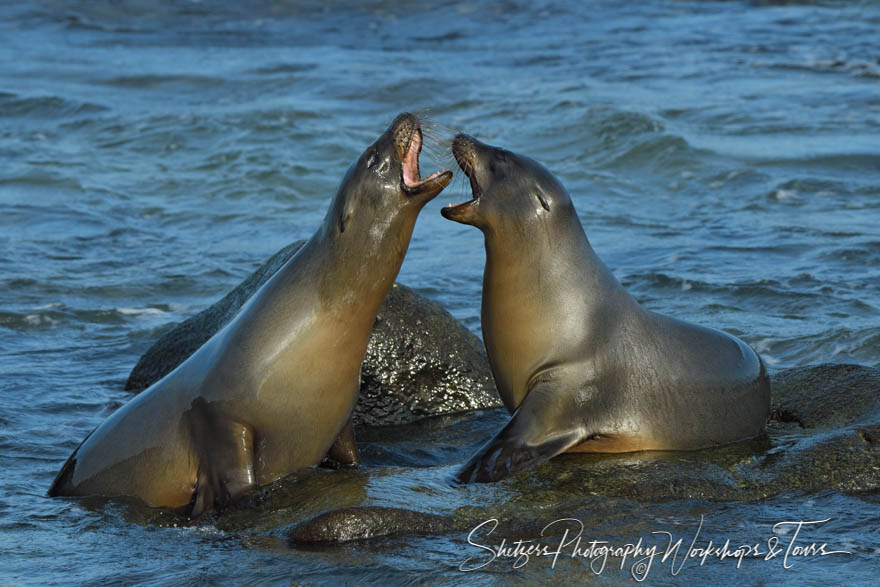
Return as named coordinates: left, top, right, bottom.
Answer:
left=769, top=363, right=880, bottom=429
left=738, top=363, right=880, bottom=496
left=125, top=240, right=501, bottom=426
left=288, top=506, right=457, bottom=545
left=358, top=282, right=499, bottom=426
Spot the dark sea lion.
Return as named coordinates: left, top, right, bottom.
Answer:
left=441, top=134, right=770, bottom=483
left=49, top=113, right=452, bottom=515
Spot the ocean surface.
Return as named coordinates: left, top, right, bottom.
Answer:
left=1, top=0, right=878, bottom=584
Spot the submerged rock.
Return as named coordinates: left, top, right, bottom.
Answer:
left=125, top=240, right=500, bottom=426
left=288, top=506, right=457, bottom=545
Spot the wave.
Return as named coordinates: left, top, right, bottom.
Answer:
left=0, top=303, right=188, bottom=332
left=97, top=74, right=226, bottom=89
left=0, top=92, right=107, bottom=120
left=756, top=327, right=880, bottom=370
left=530, top=107, right=705, bottom=176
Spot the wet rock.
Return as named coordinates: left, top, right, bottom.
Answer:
left=739, top=422, right=880, bottom=497
left=358, top=282, right=499, bottom=426
left=768, top=363, right=880, bottom=429
left=736, top=363, right=880, bottom=496
left=125, top=240, right=500, bottom=426
left=288, top=506, right=457, bottom=545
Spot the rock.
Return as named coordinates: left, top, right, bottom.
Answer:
left=739, top=363, right=880, bottom=496
left=358, top=282, right=499, bottom=426
left=769, top=363, right=880, bottom=429
left=739, top=422, right=880, bottom=497
left=125, top=241, right=501, bottom=426
left=288, top=506, right=457, bottom=545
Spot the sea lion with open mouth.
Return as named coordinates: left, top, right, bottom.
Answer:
left=441, top=134, right=770, bottom=483
left=49, top=113, right=452, bottom=516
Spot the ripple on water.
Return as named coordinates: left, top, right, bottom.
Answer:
left=0, top=93, right=108, bottom=119
left=0, top=304, right=185, bottom=332
left=759, top=327, right=880, bottom=368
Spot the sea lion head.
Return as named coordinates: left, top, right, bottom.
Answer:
left=441, top=134, right=575, bottom=233
left=330, top=113, right=452, bottom=236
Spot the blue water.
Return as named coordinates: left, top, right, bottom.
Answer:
left=1, top=0, right=878, bottom=584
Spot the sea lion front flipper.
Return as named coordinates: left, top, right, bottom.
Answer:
left=456, top=380, right=588, bottom=484
left=187, top=398, right=257, bottom=519
left=321, top=416, right=359, bottom=468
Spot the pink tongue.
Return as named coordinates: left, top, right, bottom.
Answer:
left=403, top=130, right=421, bottom=187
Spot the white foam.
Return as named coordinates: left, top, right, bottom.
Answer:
left=771, top=189, right=798, bottom=201
left=25, top=313, right=59, bottom=327
left=116, top=307, right=168, bottom=317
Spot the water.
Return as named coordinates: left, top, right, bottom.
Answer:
left=1, top=0, right=878, bottom=583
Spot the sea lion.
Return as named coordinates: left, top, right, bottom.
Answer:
left=49, top=113, right=452, bottom=515
left=441, top=134, right=770, bottom=483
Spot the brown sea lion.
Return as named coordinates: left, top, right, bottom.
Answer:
left=441, top=134, right=770, bottom=483
left=49, top=113, right=452, bottom=515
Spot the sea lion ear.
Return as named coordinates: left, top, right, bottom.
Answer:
left=365, top=149, right=379, bottom=169
left=339, top=208, right=352, bottom=234
left=535, top=190, right=550, bottom=212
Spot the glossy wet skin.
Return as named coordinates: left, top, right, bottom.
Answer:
left=443, top=134, right=770, bottom=483
left=49, top=113, right=452, bottom=514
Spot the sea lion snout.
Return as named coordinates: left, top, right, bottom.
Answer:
left=385, top=113, right=452, bottom=200
left=389, top=112, right=420, bottom=162
left=441, top=134, right=488, bottom=224
left=451, top=133, right=477, bottom=167
left=450, top=133, right=496, bottom=179
left=442, top=133, right=556, bottom=227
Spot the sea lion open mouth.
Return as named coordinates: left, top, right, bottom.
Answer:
left=441, top=134, right=481, bottom=218
left=399, top=120, right=452, bottom=197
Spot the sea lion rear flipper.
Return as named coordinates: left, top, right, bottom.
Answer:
left=47, top=428, right=95, bottom=496
left=456, top=380, right=587, bottom=484
left=321, top=417, right=359, bottom=468
left=187, top=398, right=257, bottom=519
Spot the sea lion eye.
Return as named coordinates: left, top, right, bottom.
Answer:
left=365, top=150, right=379, bottom=168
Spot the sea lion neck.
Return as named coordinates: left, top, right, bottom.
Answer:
left=309, top=209, right=417, bottom=315
left=483, top=210, right=600, bottom=281
left=482, top=209, right=624, bottom=314
left=479, top=210, right=632, bottom=407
